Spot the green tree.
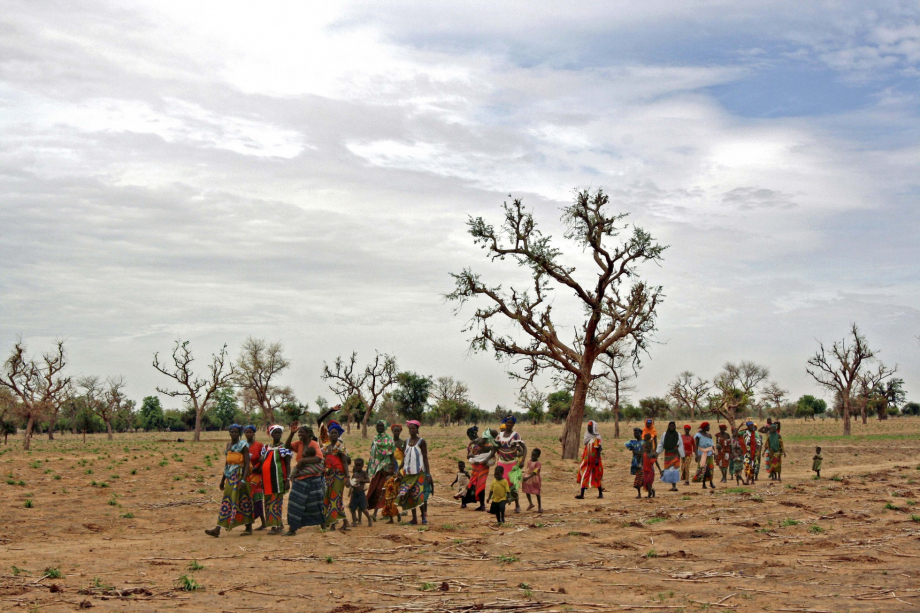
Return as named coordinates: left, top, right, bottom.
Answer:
left=622, top=403, right=642, bottom=423
left=211, top=388, right=238, bottom=429
left=795, top=395, right=827, bottom=419
left=140, top=396, right=165, bottom=431
left=638, top=396, right=670, bottom=421
left=547, top=390, right=573, bottom=423
left=902, top=402, right=920, bottom=416
left=392, top=372, right=431, bottom=422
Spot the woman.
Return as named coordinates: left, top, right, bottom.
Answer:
left=641, top=436, right=658, bottom=498
left=243, top=425, right=266, bottom=530
left=656, top=421, right=685, bottom=492
left=366, top=420, right=395, bottom=518
left=715, top=424, right=732, bottom=483
left=692, top=423, right=716, bottom=489
left=322, top=421, right=350, bottom=530
left=576, top=420, right=603, bottom=499
left=767, top=423, right=786, bottom=481
left=625, top=427, right=645, bottom=498
left=462, top=426, right=493, bottom=510
left=259, top=424, right=293, bottom=534
left=285, top=421, right=324, bottom=461
left=284, top=445, right=326, bottom=535
left=398, top=420, right=430, bottom=525
left=205, top=424, right=253, bottom=537
left=642, top=419, right=658, bottom=450
left=495, top=416, right=526, bottom=513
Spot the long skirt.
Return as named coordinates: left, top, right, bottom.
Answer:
left=643, top=469, right=655, bottom=492
left=323, top=467, right=347, bottom=523
left=664, top=450, right=681, bottom=471
left=769, top=452, right=782, bottom=475
left=217, top=471, right=253, bottom=530
left=398, top=472, right=425, bottom=511
left=462, top=463, right=488, bottom=505
left=744, top=455, right=756, bottom=482
left=366, top=471, right=389, bottom=509
left=577, top=459, right=603, bottom=489
left=249, top=474, right=264, bottom=520
left=633, top=471, right=645, bottom=489
left=264, top=492, right=285, bottom=528
left=680, top=456, right=693, bottom=481
left=288, top=476, right=326, bottom=531
left=692, top=455, right=714, bottom=482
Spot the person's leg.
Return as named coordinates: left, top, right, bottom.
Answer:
left=526, top=493, right=534, bottom=510
left=635, top=487, right=642, bottom=499
left=421, top=502, right=428, bottom=524
left=205, top=527, right=220, bottom=537
left=410, top=508, right=418, bottom=524
left=536, top=494, right=542, bottom=513
left=576, top=487, right=586, bottom=499
left=597, top=486, right=603, bottom=499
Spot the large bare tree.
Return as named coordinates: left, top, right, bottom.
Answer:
left=708, top=361, right=769, bottom=431
left=235, top=338, right=291, bottom=425
left=322, top=351, right=398, bottom=438
left=806, top=324, right=875, bottom=436
left=447, top=190, right=665, bottom=459
left=667, top=371, right=710, bottom=421
left=154, top=340, right=234, bottom=442
left=0, top=339, right=70, bottom=450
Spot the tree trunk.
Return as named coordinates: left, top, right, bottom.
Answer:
left=614, top=405, right=620, bottom=439
left=860, top=402, right=867, bottom=424
left=561, top=377, right=590, bottom=459
left=23, top=414, right=34, bottom=450
left=106, top=420, right=113, bottom=441
left=193, top=401, right=202, bottom=443
left=48, top=415, right=56, bottom=441
left=877, top=403, right=888, bottom=421
left=361, top=406, right=371, bottom=439
left=842, top=396, right=851, bottom=436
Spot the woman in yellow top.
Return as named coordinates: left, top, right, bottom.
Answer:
left=206, top=425, right=253, bottom=537
left=487, top=465, right=510, bottom=524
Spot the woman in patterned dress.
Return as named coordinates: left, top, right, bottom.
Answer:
left=243, top=425, right=266, bottom=530
left=205, top=425, right=254, bottom=537
left=576, top=420, right=603, bottom=499
left=259, top=424, right=293, bottom=534
left=715, top=424, right=731, bottom=483
left=366, top=420, right=395, bottom=519
left=322, top=421, right=351, bottom=530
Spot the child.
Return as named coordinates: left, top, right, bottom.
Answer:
left=730, top=430, right=745, bottom=485
left=451, top=461, right=470, bottom=500
left=381, top=462, right=402, bottom=524
left=348, top=458, right=373, bottom=527
left=812, top=446, right=823, bottom=479
left=487, top=466, right=510, bottom=525
left=522, top=448, right=542, bottom=513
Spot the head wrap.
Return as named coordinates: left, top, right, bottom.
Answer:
left=700, top=421, right=710, bottom=429
left=228, top=423, right=242, bottom=432
left=327, top=421, right=345, bottom=435
left=662, top=421, right=680, bottom=451
left=243, top=425, right=256, bottom=433
left=376, top=419, right=387, bottom=428
left=633, top=427, right=643, bottom=437
left=746, top=421, right=754, bottom=427
left=583, top=420, right=601, bottom=446
left=502, top=415, right=517, bottom=425
left=642, top=420, right=657, bottom=439
left=268, top=424, right=283, bottom=435
left=683, top=424, right=691, bottom=430
left=390, top=423, right=402, bottom=432
left=405, top=419, right=421, bottom=428
left=719, top=424, right=727, bottom=430
left=466, top=425, right=479, bottom=441
left=646, top=419, right=653, bottom=425
left=481, top=428, right=497, bottom=447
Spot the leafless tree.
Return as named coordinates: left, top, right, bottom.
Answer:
left=154, top=340, right=234, bottom=442
left=806, top=323, right=875, bottom=436
left=590, top=347, right=637, bottom=438
left=855, top=362, right=897, bottom=422
left=46, top=380, right=75, bottom=440
left=235, top=338, right=291, bottom=425
left=447, top=190, right=665, bottom=459
left=708, top=361, right=769, bottom=430
left=322, top=352, right=398, bottom=437
left=517, top=388, right=547, bottom=425
left=761, top=381, right=788, bottom=417
left=667, top=371, right=710, bottom=421
left=0, top=339, right=70, bottom=450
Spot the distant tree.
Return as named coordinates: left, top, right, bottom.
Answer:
left=856, top=364, right=900, bottom=421
left=708, top=361, right=769, bottom=431
left=235, top=338, right=292, bottom=425
left=78, top=376, right=126, bottom=440
left=518, top=389, right=546, bottom=425
left=902, top=402, right=920, bottom=416
left=622, top=403, right=642, bottom=423
left=140, top=396, right=165, bottom=431
left=211, top=387, right=238, bottom=429
left=114, top=398, right=137, bottom=432
left=638, top=396, right=670, bottom=421
left=807, top=324, right=878, bottom=436
left=668, top=372, right=710, bottom=422
left=0, top=388, right=17, bottom=444
left=795, top=395, right=827, bottom=419
left=761, top=381, right=788, bottom=418
left=447, top=190, right=666, bottom=459
left=391, top=372, right=432, bottom=422
left=154, top=340, right=235, bottom=442
left=323, top=352, right=399, bottom=438
left=590, top=345, right=637, bottom=438
left=546, top=390, right=573, bottom=423
left=0, top=339, right=70, bottom=450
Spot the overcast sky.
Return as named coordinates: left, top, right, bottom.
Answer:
left=1, top=1, right=918, bottom=413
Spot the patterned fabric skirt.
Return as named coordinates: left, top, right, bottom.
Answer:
left=680, top=455, right=693, bottom=480
left=744, top=454, right=756, bottom=481
left=462, top=463, right=489, bottom=504
left=249, top=474, right=264, bottom=519
left=366, top=471, right=389, bottom=509
left=643, top=469, right=655, bottom=492
left=577, top=458, right=603, bottom=489
left=288, top=475, right=325, bottom=531
left=633, top=471, right=645, bottom=489
left=397, top=472, right=425, bottom=511
left=264, top=492, right=285, bottom=527
left=730, top=457, right=743, bottom=475
left=664, top=450, right=681, bottom=471
left=768, top=451, right=782, bottom=474
left=217, top=470, right=253, bottom=530
left=692, top=455, right=714, bottom=482
left=323, top=467, right=347, bottom=523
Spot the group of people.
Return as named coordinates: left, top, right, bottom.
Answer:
left=621, top=418, right=788, bottom=498
left=206, top=408, right=433, bottom=537
left=205, top=414, right=798, bottom=535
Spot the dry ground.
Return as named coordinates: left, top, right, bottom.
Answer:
left=3, top=418, right=920, bottom=612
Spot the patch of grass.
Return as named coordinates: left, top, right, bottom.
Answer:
left=780, top=518, right=799, bottom=527
left=830, top=475, right=843, bottom=482
left=92, top=577, right=110, bottom=589
left=497, top=554, right=519, bottom=564
left=421, top=582, right=436, bottom=591
left=440, top=524, right=456, bottom=531
left=11, top=566, right=28, bottom=576
left=159, top=460, right=169, bottom=467
left=324, top=556, right=334, bottom=564
left=885, top=502, right=900, bottom=511
left=809, top=525, right=826, bottom=534
left=120, top=512, right=134, bottom=519
left=52, top=475, right=61, bottom=480
left=187, top=560, right=205, bottom=571
left=645, top=549, right=658, bottom=558
left=720, top=487, right=750, bottom=494
left=85, top=469, right=93, bottom=474
left=29, top=461, right=41, bottom=469
left=910, top=515, right=920, bottom=523
left=24, top=499, right=33, bottom=508
left=196, top=488, right=207, bottom=494
left=681, top=495, right=691, bottom=500
left=44, top=567, right=63, bottom=579
left=646, top=517, right=667, bottom=524
left=130, top=469, right=137, bottom=475
left=176, top=575, right=199, bottom=591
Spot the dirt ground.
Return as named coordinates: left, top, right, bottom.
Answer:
left=3, top=418, right=919, bottom=612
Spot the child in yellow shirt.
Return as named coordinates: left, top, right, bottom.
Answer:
left=487, top=466, right=510, bottom=524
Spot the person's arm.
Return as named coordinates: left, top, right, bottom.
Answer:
left=317, top=407, right=338, bottom=427
left=420, top=439, right=430, bottom=475
left=282, top=455, right=291, bottom=491
left=596, top=443, right=602, bottom=465
left=486, top=484, right=492, bottom=503
left=284, top=422, right=298, bottom=450
left=517, top=442, right=528, bottom=468
left=451, top=475, right=458, bottom=487
left=678, top=442, right=686, bottom=458
left=219, top=442, right=229, bottom=489
left=243, top=446, right=251, bottom=480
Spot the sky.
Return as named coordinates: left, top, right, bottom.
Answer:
left=1, top=1, right=919, bottom=414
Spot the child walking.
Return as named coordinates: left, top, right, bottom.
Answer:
left=380, top=462, right=402, bottom=523
left=522, top=448, right=542, bottom=513
left=349, top=458, right=373, bottom=527
left=812, top=446, right=823, bottom=479
left=487, top=466, right=510, bottom=525
left=451, top=461, right=470, bottom=500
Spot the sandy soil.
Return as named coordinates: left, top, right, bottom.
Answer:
left=2, top=418, right=919, bottom=612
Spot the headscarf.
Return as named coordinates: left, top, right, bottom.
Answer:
left=390, top=423, right=402, bottom=433
left=481, top=428, right=497, bottom=447
left=268, top=424, right=283, bottom=436
left=405, top=420, right=421, bottom=428
left=633, top=427, right=643, bottom=439
left=228, top=424, right=242, bottom=432
left=699, top=421, right=710, bottom=430
left=718, top=424, right=727, bottom=430
left=243, top=425, right=256, bottom=433
left=466, top=425, right=479, bottom=441
left=768, top=424, right=781, bottom=452
left=662, top=421, right=680, bottom=451
left=327, top=421, right=345, bottom=436
left=683, top=424, right=691, bottom=431
left=642, top=419, right=657, bottom=440
left=583, top=420, right=601, bottom=446
left=502, top=415, right=517, bottom=425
